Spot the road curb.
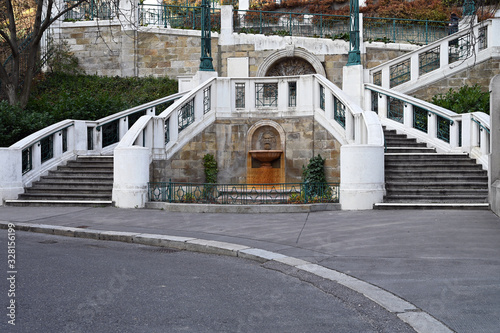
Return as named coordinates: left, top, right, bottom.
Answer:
left=0, top=221, right=454, bottom=333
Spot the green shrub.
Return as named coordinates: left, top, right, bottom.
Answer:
left=431, top=84, right=490, bottom=115
left=202, top=153, right=218, bottom=184
left=302, top=154, right=331, bottom=199
left=0, top=73, right=178, bottom=147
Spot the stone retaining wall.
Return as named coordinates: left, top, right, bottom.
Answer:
left=55, top=23, right=414, bottom=87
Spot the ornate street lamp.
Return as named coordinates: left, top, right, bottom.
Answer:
left=199, top=0, right=214, bottom=71
left=347, top=0, right=360, bottom=66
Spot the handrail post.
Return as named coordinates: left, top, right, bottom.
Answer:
left=260, top=11, right=262, bottom=34
left=168, top=178, right=172, bottom=202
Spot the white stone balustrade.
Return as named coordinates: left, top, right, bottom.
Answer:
left=368, top=18, right=500, bottom=93
left=365, top=83, right=491, bottom=169
left=113, top=74, right=385, bottom=209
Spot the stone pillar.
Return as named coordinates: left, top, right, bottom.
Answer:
left=112, top=146, right=150, bottom=208
left=239, top=0, right=249, bottom=11
left=340, top=144, right=385, bottom=210
left=0, top=149, right=23, bottom=205
left=489, top=75, right=500, bottom=216
left=342, top=64, right=364, bottom=106
left=220, top=5, right=234, bottom=46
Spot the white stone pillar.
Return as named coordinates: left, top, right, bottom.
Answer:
left=152, top=117, right=166, bottom=160
left=340, top=144, right=385, bottom=210
left=0, top=149, right=23, bottom=205
left=73, top=121, right=89, bottom=155
left=220, top=5, right=234, bottom=46
left=112, top=146, right=150, bottom=208
left=342, top=64, right=364, bottom=107
left=238, top=0, right=249, bottom=11
left=461, top=113, right=472, bottom=153
left=489, top=75, right=500, bottom=215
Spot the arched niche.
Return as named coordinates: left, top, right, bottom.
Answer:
left=257, top=47, right=326, bottom=77
left=246, top=120, right=286, bottom=184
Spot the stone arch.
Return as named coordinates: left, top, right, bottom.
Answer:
left=257, top=47, right=326, bottom=77
left=246, top=120, right=286, bottom=183
left=246, top=120, right=286, bottom=152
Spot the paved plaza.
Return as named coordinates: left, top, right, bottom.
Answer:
left=1, top=206, right=499, bottom=332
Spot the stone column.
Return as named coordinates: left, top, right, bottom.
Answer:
left=489, top=75, right=500, bottom=215
left=0, top=149, right=23, bottom=205
left=340, top=144, right=385, bottom=210
left=112, top=146, right=150, bottom=208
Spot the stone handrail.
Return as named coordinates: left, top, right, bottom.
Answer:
left=365, top=83, right=490, bottom=169
left=0, top=92, right=186, bottom=205
left=368, top=18, right=499, bottom=93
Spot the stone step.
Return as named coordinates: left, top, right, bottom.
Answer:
left=385, top=147, right=436, bottom=154
left=385, top=153, right=471, bottom=161
left=34, top=180, right=114, bottom=186
left=4, top=199, right=113, bottom=207
left=385, top=169, right=487, bottom=176
left=374, top=203, right=490, bottom=210
left=385, top=189, right=488, bottom=196
left=25, top=186, right=113, bottom=194
left=76, top=156, right=113, bottom=162
left=382, top=126, right=488, bottom=208
left=386, top=182, right=488, bottom=189
left=382, top=195, right=488, bottom=203
left=384, top=140, right=428, bottom=147
left=17, top=193, right=112, bottom=201
left=8, top=155, right=115, bottom=207
left=48, top=170, right=113, bottom=177
left=384, top=163, right=484, bottom=171
left=65, top=161, right=114, bottom=168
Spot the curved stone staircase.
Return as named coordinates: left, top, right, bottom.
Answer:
left=374, top=128, right=489, bottom=210
left=5, top=156, right=113, bottom=207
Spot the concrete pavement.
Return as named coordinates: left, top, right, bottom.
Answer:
left=1, top=206, right=499, bottom=332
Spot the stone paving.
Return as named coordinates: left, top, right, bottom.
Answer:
left=1, top=206, right=499, bottom=332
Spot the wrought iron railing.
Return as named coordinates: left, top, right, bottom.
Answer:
left=64, top=0, right=118, bottom=20
left=138, top=4, right=221, bottom=31
left=363, top=17, right=448, bottom=45
left=234, top=10, right=350, bottom=38
left=148, top=181, right=339, bottom=204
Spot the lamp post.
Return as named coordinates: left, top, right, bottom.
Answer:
left=199, top=0, right=214, bottom=71
left=463, top=0, right=475, bottom=16
left=346, top=0, right=360, bottom=66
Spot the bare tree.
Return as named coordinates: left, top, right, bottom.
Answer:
left=0, top=0, right=88, bottom=107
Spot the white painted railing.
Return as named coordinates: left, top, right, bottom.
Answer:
left=365, top=83, right=490, bottom=169
left=0, top=92, right=186, bottom=205
left=114, top=74, right=385, bottom=209
left=368, top=18, right=500, bottom=93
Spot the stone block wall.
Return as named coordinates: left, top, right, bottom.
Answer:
left=56, top=23, right=413, bottom=88
left=151, top=117, right=341, bottom=184
left=58, top=23, right=124, bottom=76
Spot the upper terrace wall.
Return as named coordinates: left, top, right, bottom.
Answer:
left=55, top=22, right=415, bottom=87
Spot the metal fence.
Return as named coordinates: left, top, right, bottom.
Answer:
left=64, top=0, right=119, bottom=20
left=363, top=17, right=449, bottom=45
left=148, top=181, right=339, bottom=204
left=234, top=10, right=350, bottom=38
left=139, top=4, right=221, bottom=32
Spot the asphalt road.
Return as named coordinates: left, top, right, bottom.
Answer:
left=0, top=230, right=414, bottom=333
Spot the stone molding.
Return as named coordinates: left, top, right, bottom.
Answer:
left=257, top=47, right=326, bottom=77
left=246, top=120, right=286, bottom=153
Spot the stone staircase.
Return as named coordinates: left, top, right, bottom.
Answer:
left=6, top=156, right=114, bottom=207
left=374, top=128, right=489, bottom=210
